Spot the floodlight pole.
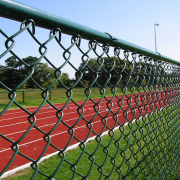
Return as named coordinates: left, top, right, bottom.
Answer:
left=154, top=23, right=159, bottom=52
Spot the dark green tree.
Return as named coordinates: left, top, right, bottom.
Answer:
left=1, top=56, right=57, bottom=89
left=78, top=57, right=153, bottom=87
left=5, top=56, right=18, bottom=69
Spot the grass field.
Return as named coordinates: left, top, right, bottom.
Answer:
left=0, top=87, right=135, bottom=110
left=2, top=106, right=179, bottom=180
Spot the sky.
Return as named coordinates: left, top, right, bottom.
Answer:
left=0, top=0, right=180, bottom=78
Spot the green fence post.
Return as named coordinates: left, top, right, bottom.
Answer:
left=49, top=89, right=51, bottom=101
left=23, top=90, right=25, bottom=103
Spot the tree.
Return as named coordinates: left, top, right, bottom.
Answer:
left=2, top=56, right=25, bottom=88
left=78, top=57, right=151, bottom=87
left=1, top=56, right=56, bottom=89
left=56, top=73, right=71, bottom=88
left=27, top=61, right=55, bottom=89
left=78, top=58, right=99, bottom=87
left=5, top=56, right=18, bottom=69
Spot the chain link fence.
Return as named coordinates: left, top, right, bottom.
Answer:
left=0, top=1, right=180, bottom=180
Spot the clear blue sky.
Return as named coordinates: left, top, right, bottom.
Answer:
left=1, top=0, right=180, bottom=78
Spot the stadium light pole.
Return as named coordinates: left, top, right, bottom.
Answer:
left=154, top=23, right=159, bottom=52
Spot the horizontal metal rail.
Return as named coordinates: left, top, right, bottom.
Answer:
left=0, top=0, right=179, bottom=65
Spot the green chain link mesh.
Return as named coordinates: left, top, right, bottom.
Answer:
left=0, top=19, right=180, bottom=180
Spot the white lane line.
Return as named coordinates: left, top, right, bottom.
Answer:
left=0, top=121, right=28, bottom=128
left=0, top=93, right=147, bottom=117
left=2, top=99, right=156, bottom=123
left=0, top=108, right=107, bottom=129
left=3, top=122, right=57, bottom=137
left=0, top=119, right=102, bottom=153
left=0, top=100, right=145, bottom=122
left=0, top=103, right=148, bottom=129
left=1, top=108, right=150, bottom=154
left=1, top=108, right=149, bottom=141
left=0, top=98, right=106, bottom=116
left=0, top=103, right=150, bottom=128
left=2, top=112, right=96, bottom=136
left=1, top=92, right=158, bottom=117
left=0, top=100, right=111, bottom=120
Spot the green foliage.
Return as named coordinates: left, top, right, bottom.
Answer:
left=57, top=72, right=71, bottom=88
left=5, top=56, right=18, bottom=69
left=78, top=57, right=135, bottom=87
left=78, top=57, right=166, bottom=88
left=83, top=80, right=90, bottom=87
left=1, top=56, right=72, bottom=89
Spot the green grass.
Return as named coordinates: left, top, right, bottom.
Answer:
left=2, top=105, right=180, bottom=180
left=0, top=87, right=137, bottom=110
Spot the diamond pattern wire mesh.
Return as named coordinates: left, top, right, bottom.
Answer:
left=0, top=19, right=180, bottom=179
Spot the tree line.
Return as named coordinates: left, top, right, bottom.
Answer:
left=0, top=56, right=163, bottom=89
left=0, top=56, right=72, bottom=89
left=78, top=57, right=161, bottom=87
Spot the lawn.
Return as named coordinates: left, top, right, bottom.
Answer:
left=0, top=87, right=135, bottom=110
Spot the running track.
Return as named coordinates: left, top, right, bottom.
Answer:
left=0, top=90, right=171, bottom=176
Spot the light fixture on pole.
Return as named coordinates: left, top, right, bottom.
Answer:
left=154, top=23, right=159, bottom=52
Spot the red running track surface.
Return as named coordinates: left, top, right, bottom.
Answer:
left=0, top=91, right=169, bottom=174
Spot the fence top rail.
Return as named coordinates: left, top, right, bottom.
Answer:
left=0, top=0, right=179, bottom=65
